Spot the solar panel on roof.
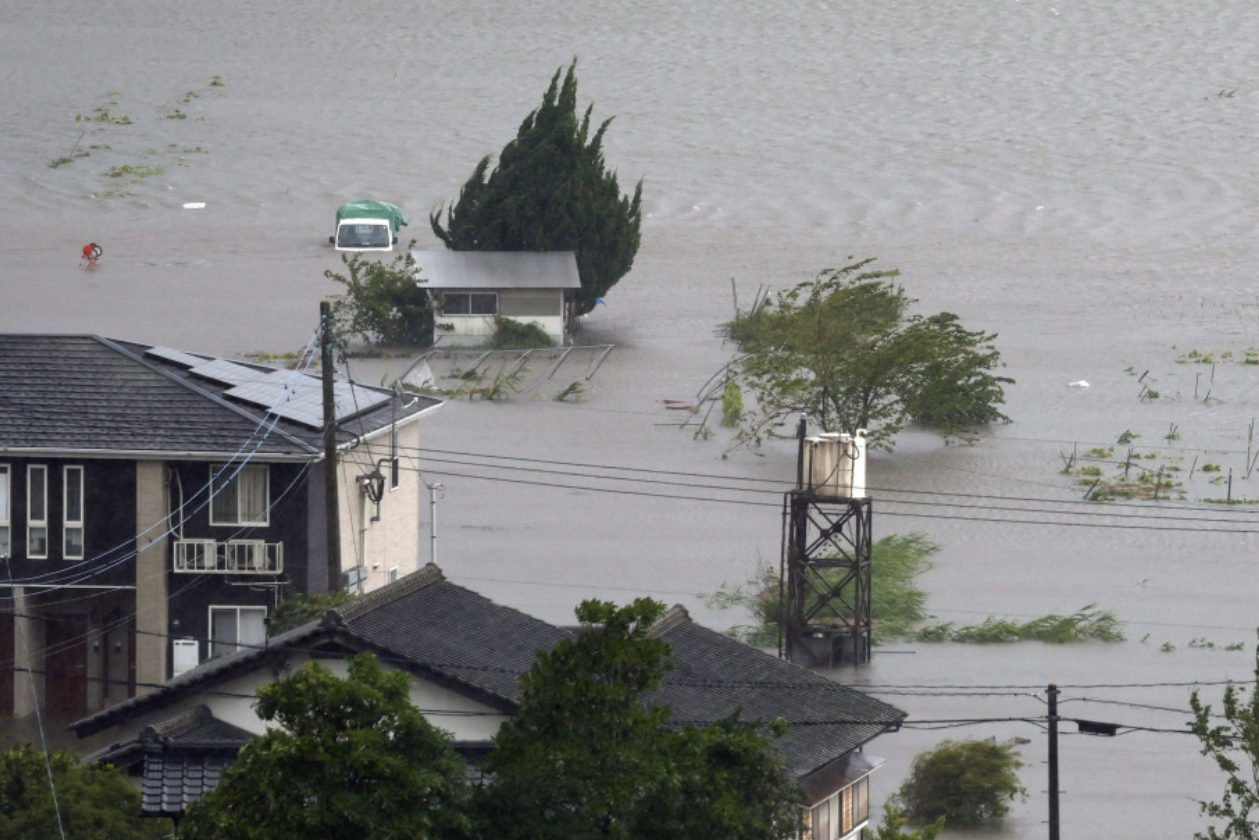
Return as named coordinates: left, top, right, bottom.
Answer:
left=224, top=369, right=392, bottom=429
left=189, top=359, right=266, bottom=387
left=145, top=346, right=211, bottom=369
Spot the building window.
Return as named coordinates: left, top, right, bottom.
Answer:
left=209, top=606, right=267, bottom=658
left=64, top=465, right=84, bottom=560
left=27, top=465, right=48, bottom=558
left=441, top=291, right=498, bottom=316
left=809, top=778, right=869, bottom=840
left=0, top=465, right=9, bottom=557
left=816, top=796, right=831, bottom=840
left=210, top=464, right=270, bottom=526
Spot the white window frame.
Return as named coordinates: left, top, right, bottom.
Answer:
left=63, top=465, right=85, bottom=560
left=27, top=465, right=48, bottom=558
left=210, top=464, right=270, bottom=526
left=209, top=605, right=268, bottom=658
left=0, top=465, right=10, bottom=558
left=441, top=291, right=498, bottom=316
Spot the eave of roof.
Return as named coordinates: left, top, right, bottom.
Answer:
left=413, top=250, right=581, bottom=290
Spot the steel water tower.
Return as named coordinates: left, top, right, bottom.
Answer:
left=780, top=421, right=873, bottom=666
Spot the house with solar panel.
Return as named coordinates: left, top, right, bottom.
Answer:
left=0, top=334, right=441, bottom=721
left=73, top=564, right=906, bottom=840
left=415, top=250, right=582, bottom=346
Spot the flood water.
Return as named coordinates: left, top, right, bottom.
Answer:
left=3, top=1, right=1259, bottom=837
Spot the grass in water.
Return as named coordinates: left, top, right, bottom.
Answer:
left=707, top=533, right=1123, bottom=645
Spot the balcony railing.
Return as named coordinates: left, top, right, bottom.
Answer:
left=174, top=539, right=283, bottom=574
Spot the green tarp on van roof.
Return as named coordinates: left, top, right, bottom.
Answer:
left=335, top=200, right=408, bottom=234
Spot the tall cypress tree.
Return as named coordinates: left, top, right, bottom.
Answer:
left=431, top=60, right=643, bottom=317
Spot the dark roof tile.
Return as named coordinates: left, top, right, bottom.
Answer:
left=0, top=334, right=440, bottom=457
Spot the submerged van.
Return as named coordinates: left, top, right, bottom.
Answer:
left=330, top=200, right=408, bottom=252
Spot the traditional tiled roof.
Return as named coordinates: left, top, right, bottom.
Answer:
left=648, top=607, right=905, bottom=779
left=333, top=563, right=570, bottom=707
left=139, top=706, right=254, bottom=817
left=75, top=567, right=903, bottom=787
left=0, top=334, right=440, bottom=458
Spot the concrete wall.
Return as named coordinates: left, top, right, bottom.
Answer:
left=134, top=461, right=169, bottom=694
left=434, top=289, right=567, bottom=346
left=335, top=418, right=423, bottom=594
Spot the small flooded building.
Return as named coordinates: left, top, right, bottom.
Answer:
left=414, top=250, right=581, bottom=347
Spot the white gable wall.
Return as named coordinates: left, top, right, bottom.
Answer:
left=81, top=649, right=509, bottom=756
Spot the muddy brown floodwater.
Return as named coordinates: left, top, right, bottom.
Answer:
left=3, top=2, right=1259, bottom=837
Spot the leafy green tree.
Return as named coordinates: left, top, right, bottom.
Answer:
left=325, top=245, right=434, bottom=346
left=896, top=738, right=1027, bottom=827
left=0, top=742, right=170, bottom=839
left=178, top=653, right=470, bottom=840
left=431, top=60, right=643, bottom=317
left=870, top=801, right=945, bottom=840
left=631, top=712, right=801, bottom=840
left=725, top=259, right=1012, bottom=450
left=1190, top=631, right=1259, bottom=839
left=268, top=589, right=355, bottom=634
left=477, top=598, right=799, bottom=840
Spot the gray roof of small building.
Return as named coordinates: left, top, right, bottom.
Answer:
left=414, top=250, right=581, bottom=290
left=0, top=334, right=440, bottom=459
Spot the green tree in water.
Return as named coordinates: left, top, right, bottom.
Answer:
left=431, top=60, right=643, bottom=317
left=1190, top=631, right=1259, bottom=839
left=896, top=738, right=1027, bottom=827
left=725, top=259, right=1012, bottom=450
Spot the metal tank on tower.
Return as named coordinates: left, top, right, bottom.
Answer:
left=780, top=419, right=872, bottom=667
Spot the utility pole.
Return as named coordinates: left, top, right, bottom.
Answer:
left=1048, top=683, right=1060, bottom=840
left=321, top=300, right=342, bottom=592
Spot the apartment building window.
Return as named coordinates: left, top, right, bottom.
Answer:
left=64, top=465, right=84, bottom=560
left=210, top=464, right=270, bottom=526
left=209, top=605, right=267, bottom=658
left=27, top=465, right=48, bottom=558
left=0, top=465, right=9, bottom=557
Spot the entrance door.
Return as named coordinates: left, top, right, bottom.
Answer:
left=44, top=614, right=88, bottom=713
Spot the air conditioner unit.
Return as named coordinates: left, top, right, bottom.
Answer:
left=171, top=638, right=199, bottom=677
left=227, top=540, right=266, bottom=571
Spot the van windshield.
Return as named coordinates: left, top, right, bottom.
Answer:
left=337, top=223, right=391, bottom=249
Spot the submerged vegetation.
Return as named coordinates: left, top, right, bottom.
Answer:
left=49, top=78, right=226, bottom=194
left=706, top=533, right=1123, bottom=646
left=914, top=605, right=1123, bottom=644
left=1060, top=347, right=1259, bottom=504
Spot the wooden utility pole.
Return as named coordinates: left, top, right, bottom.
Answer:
left=321, top=301, right=342, bottom=592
